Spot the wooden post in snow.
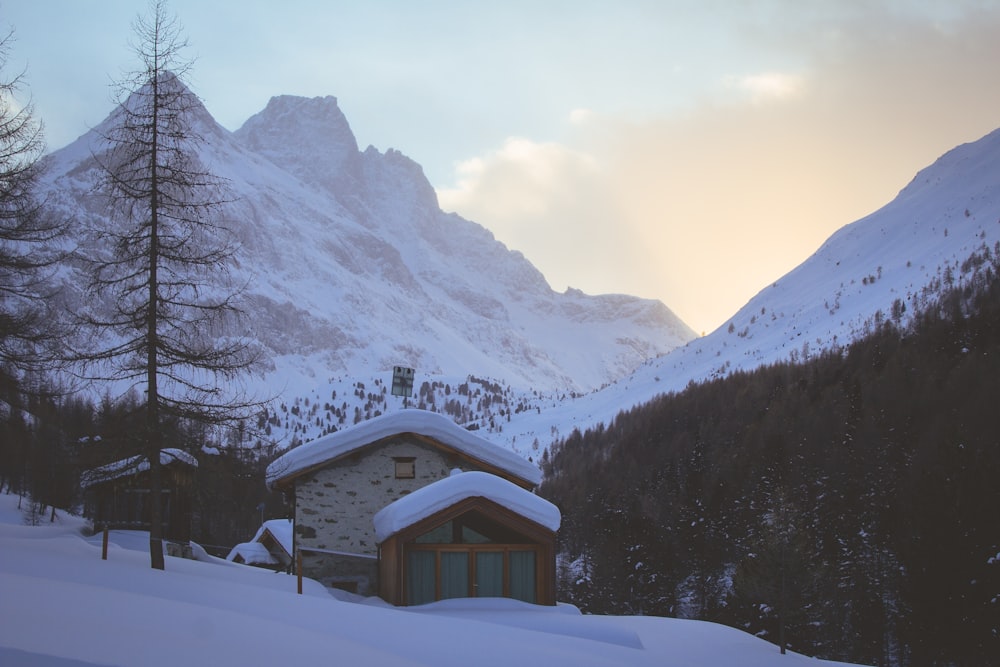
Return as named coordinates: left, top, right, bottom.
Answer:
left=102, top=526, right=109, bottom=560
left=297, top=549, right=303, bottom=595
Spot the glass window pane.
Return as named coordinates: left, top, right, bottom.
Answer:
left=407, top=551, right=436, bottom=606
left=394, top=459, right=415, bottom=479
left=475, top=551, right=504, bottom=598
left=440, top=552, right=469, bottom=599
left=510, top=551, right=536, bottom=603
left=461, top=525, right=491, bottom=543
left=416, top=521, right=454, bottom=544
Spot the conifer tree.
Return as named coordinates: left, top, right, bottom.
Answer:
left=77, top=0, right=258, bottom=570
left=0, top=29, right=64, bottom=375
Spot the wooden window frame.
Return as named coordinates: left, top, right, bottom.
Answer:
left=404, top=543, right=541, bottom=604
left=380, top=496, right=556, bottom=606
left=393, top=456, right=416, bottom=479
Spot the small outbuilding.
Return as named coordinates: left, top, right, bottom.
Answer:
left=375, top=470, right=560, bottom=606
left=227, top=518, right=294, bottom=570
left=81, top=448, right=198, bottom=544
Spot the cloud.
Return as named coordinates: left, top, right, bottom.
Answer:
left=438, top=6, right=1000, bottom=334
left=440, top=138, right=600, bottom=219
left=569, top=108, right=596, bottom=126
left=728, top=72, right=804, bottom=102
left=438, top=137, right=658, bottom=297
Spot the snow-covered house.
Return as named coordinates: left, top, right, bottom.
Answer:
left=226, top=518, right=294, bottom=570
left=265, top=410, right=544, bottom=598
left=375, top=470, right=560, bottom=606
left=81, top=448, right=198, bottom=544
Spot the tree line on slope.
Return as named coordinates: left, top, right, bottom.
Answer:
left=539, top=251, right=1000, bottom=667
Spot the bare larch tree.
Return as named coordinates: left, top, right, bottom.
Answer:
left=79, top=0, right=259, bottom=570
left=0, top=29, right=65, bottom=377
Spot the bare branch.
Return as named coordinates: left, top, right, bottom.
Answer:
left=72, top=0, right=268, bottom=570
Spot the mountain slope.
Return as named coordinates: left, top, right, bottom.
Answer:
left=252, top=126, right=1000, bottom=457
left=498, top=126, right=1000, bottom=449
left=37, top=90, right=695, bottom=398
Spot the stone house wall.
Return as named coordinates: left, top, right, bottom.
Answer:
left=300, top=550, right=378, bottom=596
left=293, top=435, right=462, bottom=557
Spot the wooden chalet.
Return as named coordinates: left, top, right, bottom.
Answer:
left=374, top=471, right=560, bottom=606
left=81, top=448, right=198, bottom=544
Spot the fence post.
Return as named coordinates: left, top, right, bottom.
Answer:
left=297, top=549, right=303, bottom=595
left=101, top=526, right=109, bottom=561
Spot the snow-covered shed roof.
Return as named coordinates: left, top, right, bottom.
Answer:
left=266, top=410, right=541, bottom=489
left=80, top=448, right=198, bottom=489
left=226, top=541, right=277, bottom=565
left=373, top=470, right=561, bottom=543
left=256, top=518, right=293, bottom=557
left=226, top=518, right=293, bottom=564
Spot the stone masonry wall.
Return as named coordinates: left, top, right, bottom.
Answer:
left=294, top=436, right=460, bottom=557
left=300, top=551, right=378, bottom=596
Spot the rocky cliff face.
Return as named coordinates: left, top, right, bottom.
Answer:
left=38, top=89, right=695, bottom=396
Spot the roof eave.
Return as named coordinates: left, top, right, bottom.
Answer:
left=267, top=430, right=539, bottom=491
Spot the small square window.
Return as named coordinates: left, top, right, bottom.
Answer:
left=394, top=457, right=415, bottom=479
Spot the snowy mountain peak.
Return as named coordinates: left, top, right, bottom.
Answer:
left=237, top=94, right=357, bottom=152
left=895, top=126, right=1000, bottom=204
left=119, top=72, right=225, bottom=138
left=234, top=95, right=362, bottom=193
left=38, top=88, right=695, bottom=403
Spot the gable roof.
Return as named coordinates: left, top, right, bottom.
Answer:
left=226, top=518, right=293, bottom=565
left=227, top=541, right=277, bottom=565
left=80, top=448, right=198, bottom=489
left=373, top=470, right=560, bottom=543
left=255, top=519, right=294, bottom=557
left=265, top=410, right=541, bottom=489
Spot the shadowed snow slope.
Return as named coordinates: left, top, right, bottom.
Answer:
left=0, top=494, right=864, bottom=667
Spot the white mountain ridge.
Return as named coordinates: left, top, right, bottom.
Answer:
left=496, top=124, right=1000, bottom=452
left=250, top=123, right=1000, bottom=461
left=36, top=88, right=695, bottom=406
left=37, top=82, right=1000, bottom=463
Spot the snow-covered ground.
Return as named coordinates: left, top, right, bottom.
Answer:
left=0, top=493, right=864, bottom=667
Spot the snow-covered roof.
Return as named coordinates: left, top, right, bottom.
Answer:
left=373, top=470, right=560, bottom=543
left=226, top=541, right=277, bottom=565
left=255, top=519, right=293, bottom=557
left=80, top=448, right=198, bottom=489
left=266, top=410, right=541, bottom=489
left=226, top=518, right=293, bottom=564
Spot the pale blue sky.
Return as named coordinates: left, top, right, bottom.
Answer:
left=5, top=1, right=1000, bottom=333
left=6, top=1, right=793, bottom=180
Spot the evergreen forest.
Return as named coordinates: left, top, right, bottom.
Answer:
left=539, top=261, right=1000, bottom=667
left=0, top=386, right=286, bottom=554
